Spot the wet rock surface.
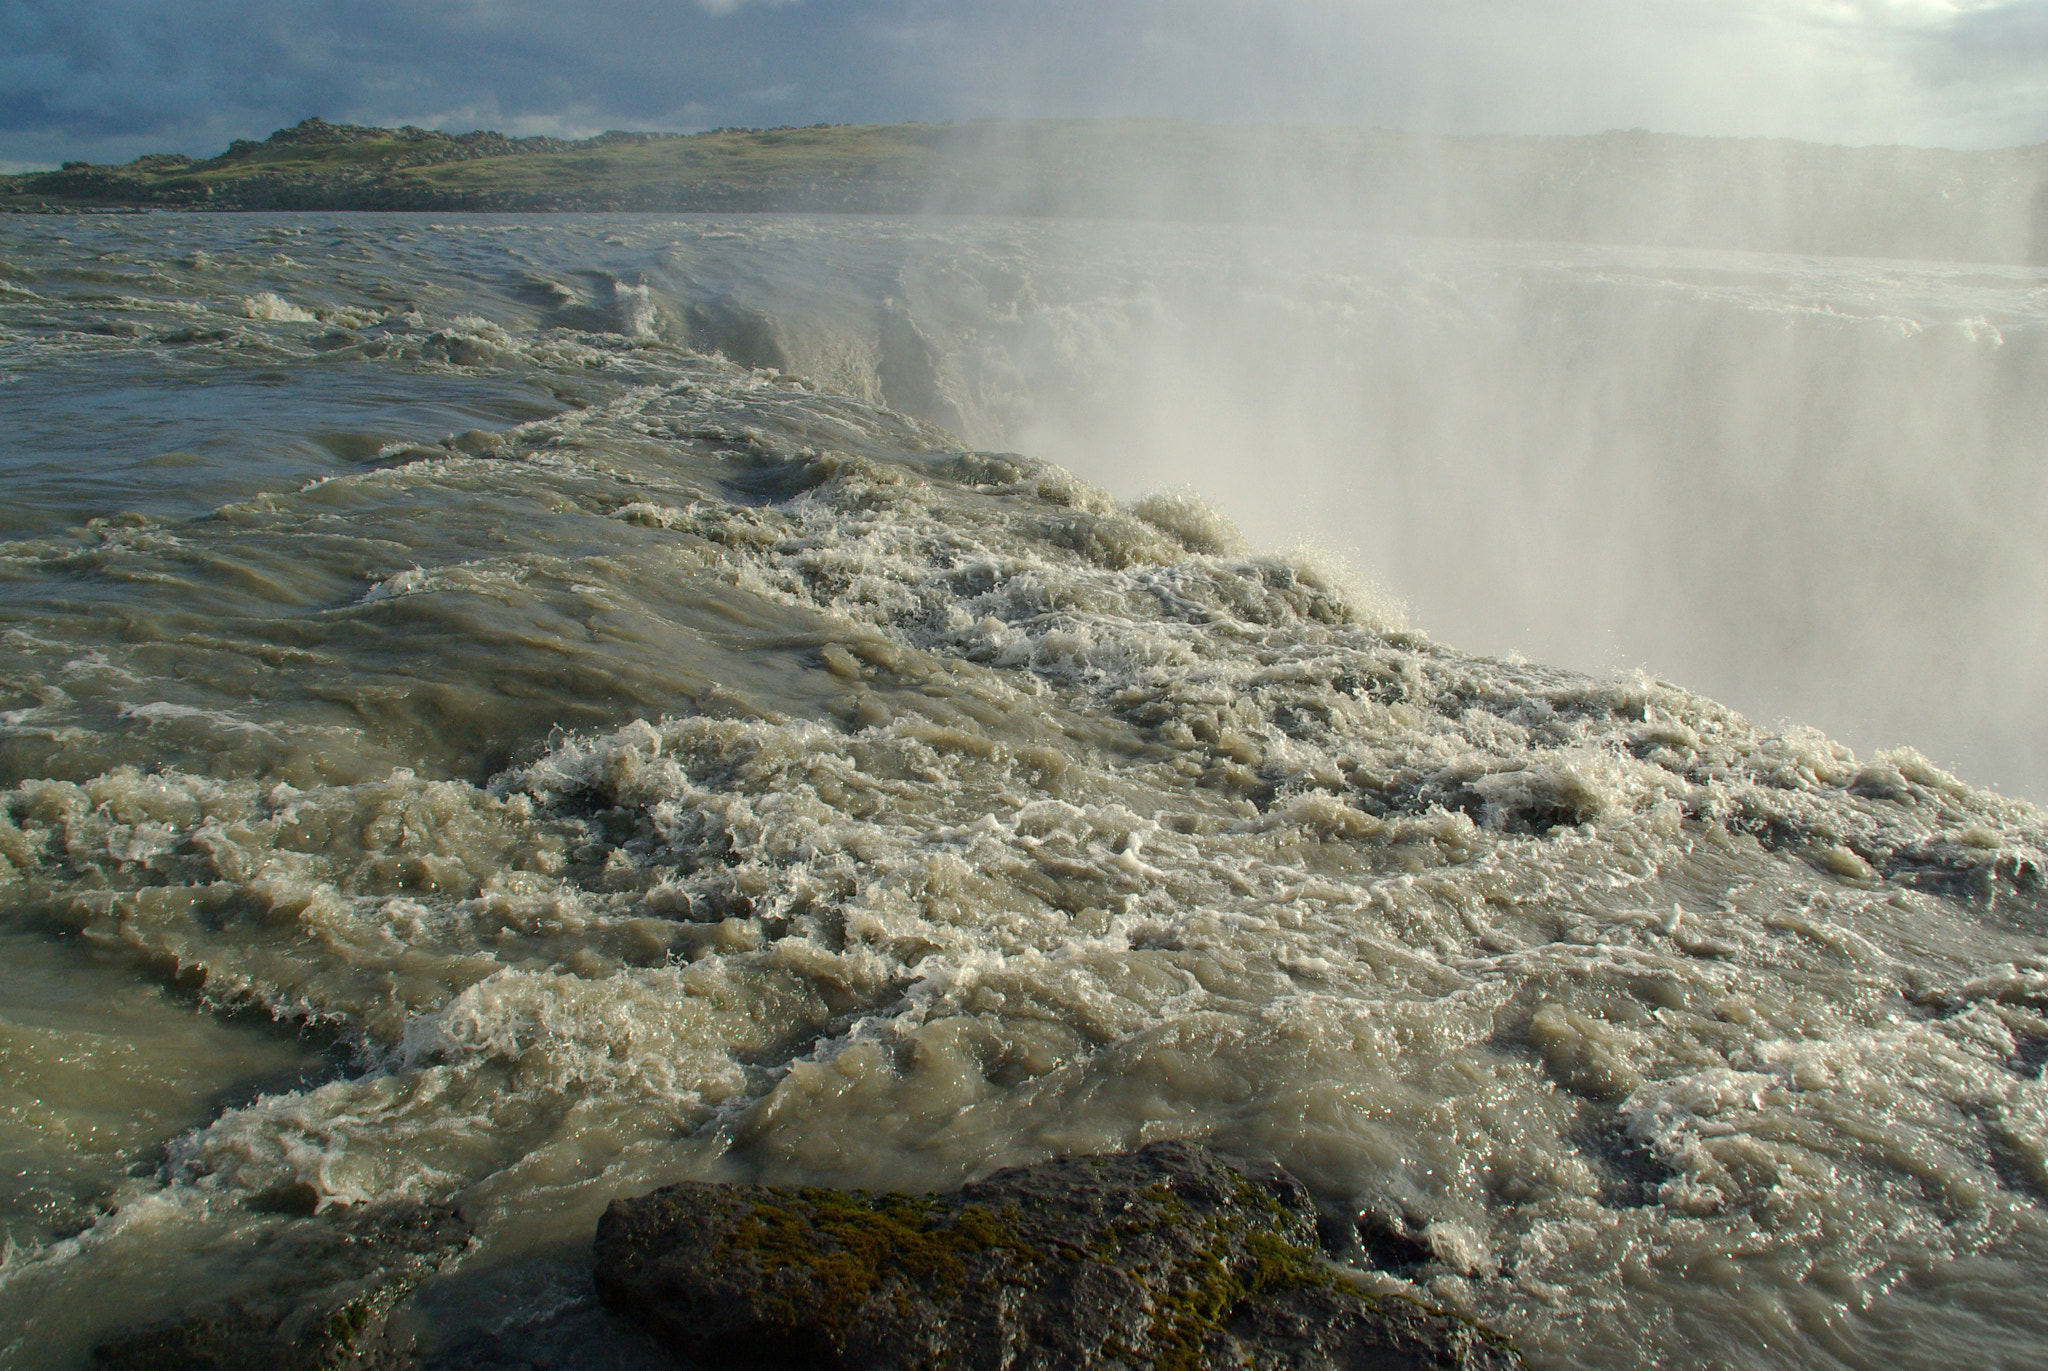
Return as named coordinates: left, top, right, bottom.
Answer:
left=593, top=1141, right=1523, bottom=1370
left=91, top=1203, right=471, bottom=1371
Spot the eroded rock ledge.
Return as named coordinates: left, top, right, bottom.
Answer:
left=594, top=1141, right=1523, bottom=1370
left=92, top=1202, right=471, bottom=1371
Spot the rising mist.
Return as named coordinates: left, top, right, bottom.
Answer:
left=650, top=126, right=2048, bottom=800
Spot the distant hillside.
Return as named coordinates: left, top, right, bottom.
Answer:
left=0, top=118, right=947, bottom=215
left=6, top=116, right=2045, bottom=264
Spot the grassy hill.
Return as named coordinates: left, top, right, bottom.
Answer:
left=0, top=118, right=947, bottom=213
left=7, top=116, right=2046, bottom=265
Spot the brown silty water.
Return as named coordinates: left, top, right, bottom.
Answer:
left=0, top=212, right=2044, bottom=1369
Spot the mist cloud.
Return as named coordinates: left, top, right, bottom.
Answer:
left=1, top=0, right=2043, bottom=167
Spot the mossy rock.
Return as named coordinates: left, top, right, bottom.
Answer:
left=593, top=1140, right=1521, bottom=1370
left=92, top=1202, right=470, bottom=1371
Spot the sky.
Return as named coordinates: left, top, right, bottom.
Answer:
left=2, top=0, right=2045, bottom=169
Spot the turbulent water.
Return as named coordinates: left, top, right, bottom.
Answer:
left=0, top=211, right=2045, bottom=1371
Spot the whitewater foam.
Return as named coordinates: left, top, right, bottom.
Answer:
left=0, top=211, right=2044, bottom=1370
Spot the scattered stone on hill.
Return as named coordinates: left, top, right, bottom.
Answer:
left=215, top=117, right=584, bottom=166
left=593, top=1140, right=1523, bottom=1370
left=91, top=1201, right=471, bottom=1371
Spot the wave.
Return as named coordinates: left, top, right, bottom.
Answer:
left=1, top=211, right=2046, bottom=1369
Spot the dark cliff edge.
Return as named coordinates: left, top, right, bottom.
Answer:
left=7, top=115, right=2048, bottom=265
left=91, top=1202, right=472, bottom=1371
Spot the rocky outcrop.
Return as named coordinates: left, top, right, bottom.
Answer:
left=91, top=1202, right=471, bottom=1371
left=593, top=1141, right=1522, bottom=1370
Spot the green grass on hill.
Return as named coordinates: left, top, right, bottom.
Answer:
left=0, top=119, right=949, bottom=212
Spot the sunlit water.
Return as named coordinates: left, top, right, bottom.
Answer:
left=0, top=212, right=2044, bottom=1370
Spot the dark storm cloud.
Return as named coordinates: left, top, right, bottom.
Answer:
left=2, top=1, right=2045, bottom=169
left=0, top=0, right=838, bottom=165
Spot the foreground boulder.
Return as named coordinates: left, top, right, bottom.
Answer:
left=93, top=1201, right=470, bottom=1371
left=594, top=1140, right=1522, bottom=1370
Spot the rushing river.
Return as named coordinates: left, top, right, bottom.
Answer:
left=0, top=212, right=2045, bottom=1370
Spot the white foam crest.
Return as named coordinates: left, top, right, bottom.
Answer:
left=612, top=281, right=658, bottom=339
left=239, top=291, right=319, bottom=324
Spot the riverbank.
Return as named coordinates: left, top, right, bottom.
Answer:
left=6, top=116, right=2046, bottom=264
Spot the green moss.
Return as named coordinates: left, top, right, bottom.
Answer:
left=313, top=1297, right=371, bottom=1366
left=695, top=1171, right=1371, bottom=1371
left=1142, top=1190, right=1339, bottom=1371
left=308, top=1286, right=399, bottom=1371
left=713, top=1192, right=1036, bottom=1337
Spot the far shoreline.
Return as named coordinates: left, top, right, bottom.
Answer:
left=5, top=116, right=2045, bottom=265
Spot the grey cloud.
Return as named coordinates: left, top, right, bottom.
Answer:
left=0, top=0, right=864, bottom=163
